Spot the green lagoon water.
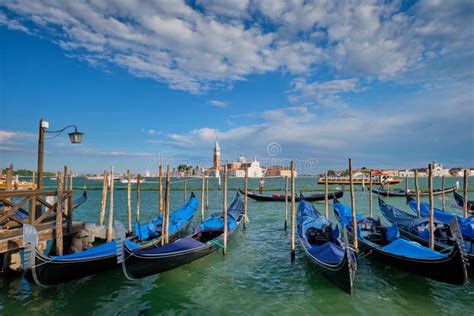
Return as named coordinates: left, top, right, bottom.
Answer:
left=0, top=177, right=472, bottom=315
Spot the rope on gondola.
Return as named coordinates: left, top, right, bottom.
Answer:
left=358, top=249, right=373, bottom=258
left=209, top=239, right=226, bottom=250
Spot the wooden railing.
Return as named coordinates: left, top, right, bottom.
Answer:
left=0, top=190, right=74, bottom=231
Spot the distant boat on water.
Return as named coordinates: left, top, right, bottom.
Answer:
left=86, top=174, right=121, bottom=181
left=318, top=174, right=401, bottom=186
left=120, top=178, right=145, bottom=184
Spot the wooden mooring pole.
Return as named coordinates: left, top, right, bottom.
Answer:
left=463, top=170, right=468, bottom=218
left=55, top=172, right=64, bottom=256
left=99, top=170, right=108, bottom=226
left=284, top=175, right=289, bottom=230
left=127, top=170, right=132, bottom=234
left=107, top=167, right=115, bottom=242
left=223, top=165, right=228, bottom=255
left=159, top=165, right=163, bottom=213
left=349, top=158, right=358, bottom=251
left=136, top=173, right=141, bottom=222
left=162, top=165, right=170, bottom=245
left=369, top=170, right=373, bottom=218
left=243, top=167, right=248, bottom=229
left=405, top=174, right=408, bottom=192
left=206, top=178, right=209, bottom=210
left=184, top=172, right=187, bottom=202
left=5, top=166, right=12, bottom=192
left=441, top=175, right=446, bottom=210
left=428, top=164, right=434, bottom=249
left=290, top=161, right=296, bottom=261
left=324, top=172, right=329, bottom=218
left=201, top=175, right=205, bottom=222
left=415, top=169, right=420, bottom=217
left=63, top=166, right=68, bottom=216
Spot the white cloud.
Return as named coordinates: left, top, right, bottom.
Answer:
left=1, top=0, right=471, bottom=96
left=197, top=0, right=250, bottom=17
left=208, top=99, right=229, bottom=107
left=154, top=86, right=474, bottom=169
left=289, top=78, right=360, bottom=105
left=0, top=130, right=35, bottom=144
left=144, top=129, right=161, bottom=135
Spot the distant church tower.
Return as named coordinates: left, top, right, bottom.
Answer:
left=213, top=138, right=221, bottom=169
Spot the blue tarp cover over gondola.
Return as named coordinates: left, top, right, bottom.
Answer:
left=134, top=194, right=198, bottom=241
left=335, top=200, right=448, bottom=260
left=199, top=192, right=243, bottom=233
left=407, top=198, right=474, bottom=239
left=298, top=199, right=347, bottom=265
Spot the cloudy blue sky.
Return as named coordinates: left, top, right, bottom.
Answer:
left=0, top=0, right=473, bottom=174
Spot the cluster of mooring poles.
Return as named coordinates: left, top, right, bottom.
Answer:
left=94, top=164, right=251, bottom=254
left=285, top=158, right=471, bottom=260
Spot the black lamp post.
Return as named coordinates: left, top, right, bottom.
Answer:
left=36, top=119, right=84, bottom=191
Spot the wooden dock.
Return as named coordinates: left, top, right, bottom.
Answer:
left=0, top=170, right=87, bottom=273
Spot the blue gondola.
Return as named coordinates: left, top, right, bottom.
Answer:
left=120, top=191, right=244, bottom=280
left=22, top=193, right=198, bottom=286
left=406, top=196, right=473, bottom=240
left=297, top=198, right=356, bottom=293
left=379, top=196, right=473, bottom=269
left=334, top=199, right=467, bottom=285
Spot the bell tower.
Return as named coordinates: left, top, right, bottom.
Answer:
left=213, top=138, right=221, bottom=169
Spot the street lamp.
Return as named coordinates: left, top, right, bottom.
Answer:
left=36, top=119, right=84, bottom=191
